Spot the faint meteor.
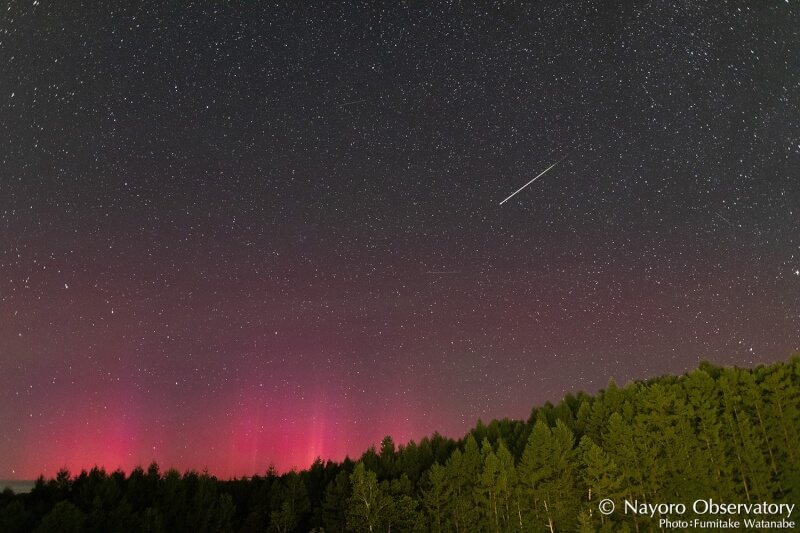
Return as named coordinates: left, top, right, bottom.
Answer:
left=337, top=98, right=368, bottom=107
left=716, top=212, right=734, bottom=227
left=499, top=151, right=573, bottom=205
left=425, top=271, right=461, bottom=274
left=641, top=83, right=655, bottom=107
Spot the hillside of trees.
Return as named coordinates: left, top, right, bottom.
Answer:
left=2, top=357, right=798, bottom=532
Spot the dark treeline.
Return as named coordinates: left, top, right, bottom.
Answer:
left=2, top=357, right=798, bottom=532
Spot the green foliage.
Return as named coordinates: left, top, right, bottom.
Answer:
left=322, top=470, right=351, bottom=533
left=34, top=501, right=85, bottom=533
left=269, top=470, right=310, bottom=533
left=518, top=420, right=580, bottom=531
left=421, top=463, right=451, bottom=533
left=347, top=462, right=391, bottom=532
left=9, top=358, right=798, bottom=532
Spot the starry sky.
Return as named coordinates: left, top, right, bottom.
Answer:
left=1, top=1, right=799, bottom=480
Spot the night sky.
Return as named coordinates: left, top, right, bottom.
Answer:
left=2, top=1, right=799, bottom=480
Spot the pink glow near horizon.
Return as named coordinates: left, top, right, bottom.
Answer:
left=8, top=374, right=442, bottom=480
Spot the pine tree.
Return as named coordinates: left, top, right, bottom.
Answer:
left=495, top=441, right=521, bottom=533
left=518, top=420, right=580, bottom=532
left=157, top=469, right=188, bottom=532
left=444, top=438, right=482, bottom=533
left=476, top=439, right=502, bottom=532
left=386, top=476, right=426, bottom=532
left=421, top=463, right=452, bottom=533
left=347, top=462, right=391, bottom=532
left=270, top=470, right=311, bottom=533
left=683, top=369, right=735, bottom=498
left=215, top=493, right=235, bottom=533
left=187, top=472, right=217, bottom=533
left=762, top=364, right=800, bottom=469
left=719, top=368, right=778, bottom=502
left=322, top=470, right=351, bottom=533
left=578, top=436, right=623, bottom=530
left=379, top=436, right=398, bottom=480
left=602, top=412, right=646, bottom=532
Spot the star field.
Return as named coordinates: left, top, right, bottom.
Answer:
left=1, top=1, right=799, bottom=479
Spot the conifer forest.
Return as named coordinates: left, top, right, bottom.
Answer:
left=4, top=1, right=800, bottom=531
left=2, top=358, right=798, bottom=532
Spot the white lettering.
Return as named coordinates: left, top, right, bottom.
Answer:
left=693, top=499, right=796, bottom=518
left=744, top=518, right=796, bottom=528
left=623, top=500, right=685, bottom=517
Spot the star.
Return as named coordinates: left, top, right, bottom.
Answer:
left=0, top=0, right=796, bottom=480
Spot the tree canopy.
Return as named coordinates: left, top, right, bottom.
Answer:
left=2, top=357, right=798, bottom=532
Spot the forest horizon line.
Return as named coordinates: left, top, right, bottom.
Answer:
left=3, top=355, right=799, bottom=532
left=18, top=355, right=800, bottom=482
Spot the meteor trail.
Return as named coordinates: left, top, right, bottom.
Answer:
left=499, top=151, right=573, bottom=205
left=337, top=98, right=368, bottom=107
left=716, top=212, right=734, bottom=227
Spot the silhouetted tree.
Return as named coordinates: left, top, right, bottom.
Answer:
left=5, top=358, right=797, bottom=533
left=34, top=501, right=85, bottom=533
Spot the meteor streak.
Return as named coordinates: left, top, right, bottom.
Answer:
left=716, top=212, right=734, bottom=227
left=499, top=151, right=573, bottom=205
left=337, top=98, right=368, bottom=107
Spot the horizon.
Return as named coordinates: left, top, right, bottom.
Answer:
left=3, top=358, right=797, bottom=532
left=0, top=356, right=688, bottom=480
left=4, top=355, right=796, bottom=482
left=2, top=2, right=799, bottom=482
